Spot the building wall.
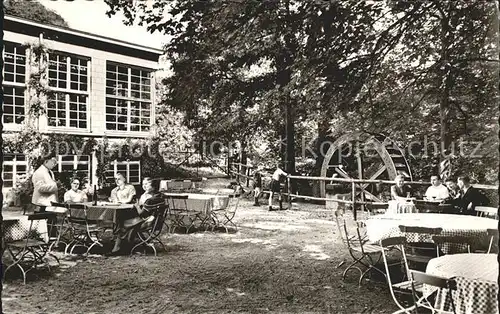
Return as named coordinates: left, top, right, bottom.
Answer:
left=2, top=28, right=161, bottom=202
left=3, top=30, right=159, bottom=137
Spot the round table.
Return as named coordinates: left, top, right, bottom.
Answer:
left=426, top=253, right=498, bottom=314
left=387, top=200, right=418, bottom=214
left=365, top=213, right=497, bottom=252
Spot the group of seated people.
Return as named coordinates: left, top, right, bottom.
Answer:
left=391, top=174, right=487, bottom=215
left=56, top=173, right=165, bottom=255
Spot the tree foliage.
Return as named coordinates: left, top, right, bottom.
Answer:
left=4, top=0, right=69, bottom=27
left=105, top=0, right=499, bottom=184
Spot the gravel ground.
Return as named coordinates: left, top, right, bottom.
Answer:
left=2, top=191, right=400, bottom=313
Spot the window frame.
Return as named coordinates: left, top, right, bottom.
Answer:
left=57, top=155, right=91, bottom=182
left=105, top=62, right=153, bottom=133
left=2, top=154, right=28, bottom=188
left=105, top=160, right=141, bottom=185
left=2, top=42, right=27, bottom=126
left=46, top=51, right=91, bottom=131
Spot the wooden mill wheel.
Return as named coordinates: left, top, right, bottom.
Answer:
left=319, top=132, right=413, bottom=204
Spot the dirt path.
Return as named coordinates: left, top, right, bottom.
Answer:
left=2, top=199, right=398, bottom=314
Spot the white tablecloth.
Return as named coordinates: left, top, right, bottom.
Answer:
left=387, top=200, right=418, bottom=214
left=164, top=193, right=229, bottom=215
left=426, top=253, right=498, bottom=314
left=365, top=213, right=496, bottom=252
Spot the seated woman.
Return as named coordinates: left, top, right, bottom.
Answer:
left=64, top=178, right=88, bottom=203
left=109, top=173, right=136, bottom=204
left=390, top=175, right=412, bottom=201
left=110, top=177, right=164, bottom=255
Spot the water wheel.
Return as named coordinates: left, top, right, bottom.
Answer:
left=319, top=132, right=413, bottom=205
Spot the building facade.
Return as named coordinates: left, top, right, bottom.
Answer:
left=2, top=15, right=163, bottom=195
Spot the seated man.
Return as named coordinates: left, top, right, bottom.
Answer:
left=424, top=176, right=449, bottom=202
left=457, top=176, right=485, bottom=215
left=444, top=177, right=461, bottom=200
left=390, top=175, right=412, bottom=201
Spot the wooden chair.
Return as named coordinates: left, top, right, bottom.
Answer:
left=48, top=202, right=72, bottom=253
left=129, top=202, right=169, bottom=256
left=3, top=212, right=60, bottom=284
left=210, top=193, right=240, bottom=233
left=380, top=236, right=420, bottom=314
left=432, top=235, right=475, bottom=256
left=65, top=203, right=105, bottom=255
left=410, top=270, right=457, bottom=314
left=398, top=225, right=442, bottom=271
left=335, top=209, right=387, bottom=285
left=475, top=206, right=498, bottom=220
left=165, top=194, right=200, bottom=233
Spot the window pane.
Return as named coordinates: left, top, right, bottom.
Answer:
left=2, top=86, right=25, bottom=124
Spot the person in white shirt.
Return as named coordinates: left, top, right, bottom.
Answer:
left=64, top=178, right=88, bottom=203
left=268, top=162, right=287, bottom=211
left=424, top=175, right=449, bottom=201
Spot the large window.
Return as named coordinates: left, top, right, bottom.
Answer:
left=47, top=52, right=89, bottom=129
left=2, top=154, right=28, bottom=188
left=106, top=63, right=152, bottom=132
left=2, top=42, right=26, bottom=124
left=57, top=155, right=91, bottom=182
left=104, top=160, right=141, bottom=185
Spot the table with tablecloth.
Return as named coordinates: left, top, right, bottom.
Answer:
left=425, top=253, right=498, bottom=314
left=365, top=213, right=496, bottom=253
left=164, top=193, right=229, bottom=215
left=68, top=202, right=136, bottom=224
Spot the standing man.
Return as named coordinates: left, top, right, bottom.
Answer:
left=253, top=165, right=263, bottom=206
left=268, top=161, right=288, bottom=211
left=32, top=154, right=59, bottom=211
left=424, top=175, right=449, bottom=202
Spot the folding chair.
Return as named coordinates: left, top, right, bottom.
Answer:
left=165, top=194, right=200, bottom=233
left=3, top=212, right=60, bottom=284
left=130, top=202, right=169, bottom=256
left=487, top=228, right=499, bottom=254
left=65, top=203, right=105, bottom=255
left=398, top=225, right=442, bottom=271
left=410, top=270, right=457, bottom=314
left=48, top=202, right=72, bottom=253
left=380, top=236, right=421, bottom=314
left=334, top=209, right=386, bottom=285
left=475, top=206, right=498, bottom=220
left=210, top=194, right=240, bottom=233
left=432, top=235, right=475, bottom=256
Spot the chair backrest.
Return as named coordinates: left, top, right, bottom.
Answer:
left=165, top=194, right=189, bottom=211
left=226, top=194, right=240, bottom=213
left=149, top=203, right=169, bottom=233
left=66, top=203, right=89, bottom=223
left=487, top=228, right=499, bottom=254
left=410, top=270, right=457, bottom=314
left=432, top=235, right=473, bottom=255
left=475, top=206, right=498, bottom=219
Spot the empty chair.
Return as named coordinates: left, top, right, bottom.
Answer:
left=380, top=236, right=419, bottom=313
left=65, top=203, right=105, bottom=255
left=3, top=212, right=60, bottom=284
left=475, top=206, right=498, bottom=220
left=410, top=270, right=457, bottom=314
left=398, top=225, right=442, bottom=271
left=210, top=193, right=240, bottom=233
left=335, top=209, right=386, bottom=285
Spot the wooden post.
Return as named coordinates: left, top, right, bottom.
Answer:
left=287, top=176, right=293, bottom=210
left=351, top=181, right=357, bottom=221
